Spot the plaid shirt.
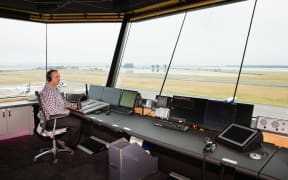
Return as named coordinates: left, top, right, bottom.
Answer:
left=40, top=84, right=73, bottom=120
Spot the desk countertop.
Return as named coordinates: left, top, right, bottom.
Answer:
left=80, top=111, right=279, bottom=178
left=259, top=147, right=288, bottom=179
left=0, top=100, right=37, bottom=108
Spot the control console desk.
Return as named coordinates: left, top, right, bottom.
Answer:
left=259, top=147, right=288, bottom=179
left=81, top=111, right=280, bottom=179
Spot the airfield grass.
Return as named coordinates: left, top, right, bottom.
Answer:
left=0, top=69, right=287, bottom=107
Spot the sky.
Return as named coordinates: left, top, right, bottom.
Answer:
left=0, top=0, right=288, bottom=67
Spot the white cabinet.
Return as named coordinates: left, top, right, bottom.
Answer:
left=0, top=105, right=34, bottom=140
left=0, top=109, right=7, bottom=134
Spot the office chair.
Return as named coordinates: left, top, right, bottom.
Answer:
left=33, top=91, right=72, bottom=164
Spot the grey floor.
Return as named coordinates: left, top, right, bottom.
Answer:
left=0, top=135, right=168, bottom=180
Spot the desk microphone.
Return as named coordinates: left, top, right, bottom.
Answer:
left=249, top=152, right=262, bottom=160
left=203, top=137, right=217, bottom=153
left=85, top=83, right=88, bottom=97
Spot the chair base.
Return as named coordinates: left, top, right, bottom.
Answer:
left=33, top=138, right=73, bottom=164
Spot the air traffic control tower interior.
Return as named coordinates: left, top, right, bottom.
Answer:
left=0, top=0, right=288, bottom=180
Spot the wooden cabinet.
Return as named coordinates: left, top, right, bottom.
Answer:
left=0, top=105, right=34, bottom=140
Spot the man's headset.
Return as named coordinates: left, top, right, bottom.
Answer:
left=46, top=69, right=57, bottom=82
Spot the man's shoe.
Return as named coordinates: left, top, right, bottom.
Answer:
left=57, top=140, right=75, bottom=155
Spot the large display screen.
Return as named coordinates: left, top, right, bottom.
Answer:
left=203, top=100, right=236, bottom=131
left=169, top=96, right=207, bottom=125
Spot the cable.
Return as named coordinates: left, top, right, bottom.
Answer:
left=220, top=165, right=225, bottom=180
left=232, top=0, right=259, bottom=102
left=202, top=153, right=206, bottom=180
left=159, top=11, right=188, bottom=96
left=143, top=109, right=154, bottom=116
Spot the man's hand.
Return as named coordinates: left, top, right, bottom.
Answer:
left=72, top=103, right=77, bottom=109
left=66, top=103, right=77, bottom=109
left=65, top=109, right=70, bottom=115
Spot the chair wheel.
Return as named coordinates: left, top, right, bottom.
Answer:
left=33, top=158, right=37, bottom=162
left=53, top=159, right=59, bottom=164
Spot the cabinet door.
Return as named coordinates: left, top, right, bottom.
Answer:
left=7, top=106, right=33, bottom=133
left=0, top=108, right=7, bottom=134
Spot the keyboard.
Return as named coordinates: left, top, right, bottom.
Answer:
left=71, top=99, right=109, bottom=115
left=81, top=99, right=97, bottom=106
left=153, top=118, right=189, bottom=132
left=111, top=106, right=133, bottom=115
left=81, top=101, right=104, bottom=111
left=80, top=103, right=109, bottom=114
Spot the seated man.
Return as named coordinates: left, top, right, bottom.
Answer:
left=40, top=69, right=82, bottom=151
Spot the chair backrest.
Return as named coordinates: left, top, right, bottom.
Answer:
left=35, top=91, right=49, bottom=120
left=35, top=91, right=48, bottom=130
left=35, top=91, right=67, bottom=137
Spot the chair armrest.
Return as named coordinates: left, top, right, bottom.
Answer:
left=49, top=114, right=67, bottom=120
left=37, top=125, right=67, bottom=137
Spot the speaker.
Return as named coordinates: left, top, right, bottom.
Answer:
left=256, top=116, right=288, bottom=135
left=155, top=107, right=170, bottom=120
left=234, top=103, right=254, bottom=127
left=155, top=95, right=172, bottom=108
left=136, top=98, right=147, bottom=108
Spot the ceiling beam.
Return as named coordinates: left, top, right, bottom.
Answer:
left=0, top=0, right=244, bottom=23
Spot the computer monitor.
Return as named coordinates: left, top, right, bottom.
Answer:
left=203, top=100, right=237, bottom=131
left=102, top=87, right=122, bottom=106
left=235, top=103, right=254, bottom=127
left=155, top=95, right=172, bottom=108
left=169, top=96, right=207, bottom=125
left=88, top=85, right=104, bottom=101
left=119, top=90, right=138, bottom=109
